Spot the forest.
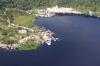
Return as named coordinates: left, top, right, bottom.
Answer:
left=0, top=0, right=100, bottom=12
left=9, top=0, right=100, bottom=12
left=0, top=0, right=100, bottom=10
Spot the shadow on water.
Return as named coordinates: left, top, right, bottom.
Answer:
left=0, top=15, right=100, bottom=66
left=55, top=13, right=100, bottom=19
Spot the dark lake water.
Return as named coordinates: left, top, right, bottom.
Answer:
left=0, top=15, right=100, bottom=66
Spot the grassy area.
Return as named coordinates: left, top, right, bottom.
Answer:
left=14, top=15, right=36, bottom=27
left=18, top=40, right=39, bottom=51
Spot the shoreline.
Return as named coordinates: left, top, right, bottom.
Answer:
left=55, top=13, right=100, bottom=19
left=35, top=6, right=100, bottom=18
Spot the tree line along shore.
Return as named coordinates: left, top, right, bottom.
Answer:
left=8, top=0, right=100, bottom=16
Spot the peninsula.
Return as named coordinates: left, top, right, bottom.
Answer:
left=0, top=1, right=58, bottom=51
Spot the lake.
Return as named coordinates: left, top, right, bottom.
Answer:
left=0, top=15, right=100, bottom=66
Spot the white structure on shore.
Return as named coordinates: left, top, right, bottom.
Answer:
left=42, top=30, right=58, bottom=45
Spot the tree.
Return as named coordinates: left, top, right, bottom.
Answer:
left=0, top=0, right=14, bottom=27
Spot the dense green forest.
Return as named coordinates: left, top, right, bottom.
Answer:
left=11, top=0, right=100, bottom=12
left=0, top=0, right=100, bottom=10
left=0, top=0, right=100, bottom=13
left=0, top=0, right=100, bottom=16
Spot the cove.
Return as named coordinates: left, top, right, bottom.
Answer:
left=0, top=15, right=100, bottom=66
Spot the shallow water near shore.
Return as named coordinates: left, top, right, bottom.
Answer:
left=0, top=15, right=100, bottom=66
